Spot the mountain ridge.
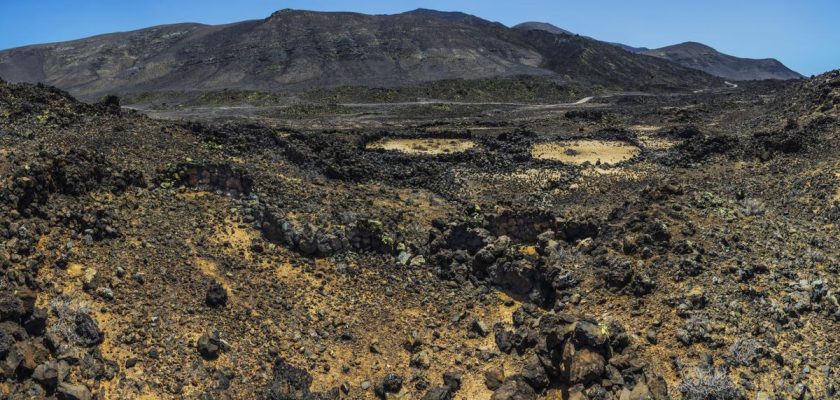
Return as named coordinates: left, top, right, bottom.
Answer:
left=512, top=21, right=801, bottom=81
left=0, top=8, right=722, bottom=100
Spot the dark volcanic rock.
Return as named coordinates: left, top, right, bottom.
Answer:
left=205, top=282, right=228, bottom=308
left=568, top=347, right=606, bottom=385
left=264, top=358, right=335, bottom=399
left=520, top=354, right=549, bottom=390
left=0, top=328, right=14, bottom=359
left=0, top=291, right=26, bottom=321
left=375, top=373, right=404, bottom=398
left=73, top=313, right=103, bottom=347
left=161, top=163, right=253, bottom=195
left=421, top=386, right=453, bottom=400
left=443, top=371, right=462, bottom=392
left=23, top=307, right=48, bottom=336
left=491, top=377, right=536, bottom=400
left=33, top=360, right=70, bottom=392
left=197, top=330, right=229, bottom=360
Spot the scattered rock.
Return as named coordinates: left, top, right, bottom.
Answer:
left=81, top=268, right=100, bottom=292
left=471, top=320, right=490, bottom=337
left=375, top=373, right=404, bottom=398
left=410, top=351, right=431, bottom=370
left=442, top=371, right=462, bottom=392
left=205, top=282, right=228, bottom=308
left=421, top=386, right=452, bottom=400
left=197, top=330, right=229, bottom=360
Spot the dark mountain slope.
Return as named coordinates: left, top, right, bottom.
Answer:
left=513, top=22, right=800, bottom=80
left=513, top=22, right=649, bottom=53
left=518, top=30, right=715, bottom=90
left=0, top=10, right=548, bottom=99
left=0, top=9, right=722, bottom=99
left=643, top=41, right=803, bottom=81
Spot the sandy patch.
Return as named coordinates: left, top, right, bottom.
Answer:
left=531, top=140, right=640, bottom=165
left=633, top=128, right=677, bottom=151
left=366, top=138, right=476, bottom=155
left=628, top=124, right=662, bottom=132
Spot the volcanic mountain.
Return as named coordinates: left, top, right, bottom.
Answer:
left=642, top=41, right=803, bottom=81
left=513, top=21, right=801, bottom=81
left=0, top=9, right=721, bottom=100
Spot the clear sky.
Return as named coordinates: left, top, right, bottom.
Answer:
left=1, top=0, right=837, bottom=76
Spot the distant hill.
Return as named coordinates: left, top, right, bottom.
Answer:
left=513, top=21, right=800, bottom=81
left=0, top=9, right=722, bottom=100
left=642, top=42, right=803, bottom=81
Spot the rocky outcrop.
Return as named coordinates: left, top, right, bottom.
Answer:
left=491, top=306, right=669, bottom=399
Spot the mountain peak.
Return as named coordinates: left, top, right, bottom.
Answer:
left=267, top=8, right=297, bottom=19
left=513, top=21, right=573, bottom=35
left=405, top=8, right=462, bottom=15
left=665, top=41, right=718, bottom=53
left=403, top=9, right=475, bottom=20
left=266, top=8, right=361, bottom=21
left=402, top=8, right=504, bottom=28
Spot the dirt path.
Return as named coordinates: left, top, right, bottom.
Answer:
left=339, top=95, right=596, bottom=108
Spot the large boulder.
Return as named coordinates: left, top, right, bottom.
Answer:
left=33, top=360, right=70, bottom=392
left=491, top=378, right=536, bottom=400
left=57, top=382, right=92, bottom=400
left=520, top=355, right=549, bottom=390
left=568, top=347, right=605, bottom=385
left=0, top=291, right=25, bottom=321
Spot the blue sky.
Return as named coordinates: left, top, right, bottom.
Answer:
left=0, top=0, right=837, bottom=76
